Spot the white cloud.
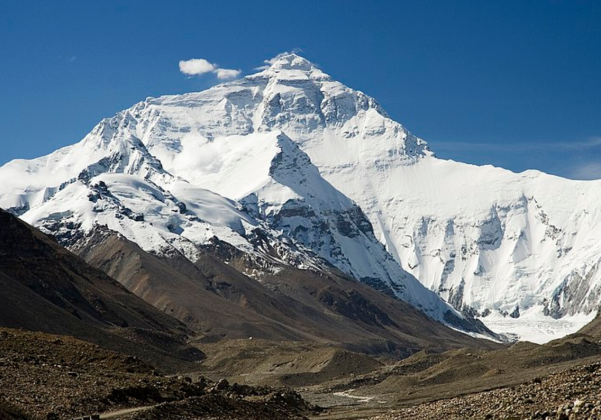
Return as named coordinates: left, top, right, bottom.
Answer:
left=172, top=134, right=223, bottom=174
left=214, top=68, right=241, bottom=80
left=179, top=58, right=242, bottom=80
left=179, top=58, right=216, bottom=76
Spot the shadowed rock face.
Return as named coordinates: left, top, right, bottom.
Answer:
left=0, top=209, right=203, bottom=372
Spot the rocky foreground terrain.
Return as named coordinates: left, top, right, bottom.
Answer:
left=369, top=360, right=601, bottom=420
left=3, top=320, right=601, bottom=420
left=0, top=328, right=317, bottom=420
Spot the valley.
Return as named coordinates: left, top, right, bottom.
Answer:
left=0, top=52, right=600, bottom=419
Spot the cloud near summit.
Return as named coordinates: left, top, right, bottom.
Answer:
left=179, top=58, right=241, bottom=80
left=214, top=68, right=241, bottom=80
left=179, top=58, right=215, bottom=75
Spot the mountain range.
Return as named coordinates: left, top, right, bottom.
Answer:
left=1, top=52, right=600, bottom=343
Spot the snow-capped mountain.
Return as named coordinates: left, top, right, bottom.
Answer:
left=0, top=58, right=476, bottom=334
left=1, top=52, right=599, bottom=341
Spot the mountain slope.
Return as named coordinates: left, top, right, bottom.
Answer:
left=0, top=208, right=203, bottom=371
left=73, top=226, right=500, bottom=356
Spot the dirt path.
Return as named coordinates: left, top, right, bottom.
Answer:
left=98, top=405, right=156, bottom=419
left=332, top=390, right=376, bottom=404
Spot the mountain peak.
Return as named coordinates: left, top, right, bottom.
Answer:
left=249, top=52, right=330, bottom=82
left=265, top=52, right=316, bottom=71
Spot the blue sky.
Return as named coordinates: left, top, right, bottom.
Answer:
left=1, top=0, right=600, bottom=179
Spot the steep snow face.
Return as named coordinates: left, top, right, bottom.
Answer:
left=131, top=53, right=429, bottom=174
left=323, top=155, right=601, bottom=342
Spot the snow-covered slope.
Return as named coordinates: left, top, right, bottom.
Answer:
left=2, top=52, right=599, bottom=341
left=324, top=156, right=601, bottom=343
left=0, top=122, right=324, bottom=274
